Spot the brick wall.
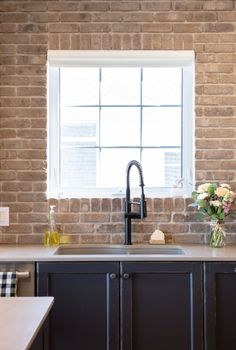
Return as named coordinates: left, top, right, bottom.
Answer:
left=0, top=0, right=236, bottom=245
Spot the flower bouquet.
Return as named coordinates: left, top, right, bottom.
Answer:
left=190, top=183, right=236, bottom=247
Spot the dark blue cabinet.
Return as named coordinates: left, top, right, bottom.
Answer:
left=37, top=262, right=120, bottom=350
left=37, top=261, right=203, bottom=350
left=121, top=262, right=203, bottom=350
left=204, top=262, right=236, bottom=350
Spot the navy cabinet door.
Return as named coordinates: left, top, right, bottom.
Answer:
left=121, top=261, right=203, bottom=350
left=204, top=262, right=236, bottom=350
left=37, top=262, right=120, bottom=350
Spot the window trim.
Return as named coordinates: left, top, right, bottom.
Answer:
left=47, top=50, right=195, bottom=199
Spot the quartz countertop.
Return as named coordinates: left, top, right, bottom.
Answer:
left=0, top=297, right=54, bottom=350
left=1, top=244, right=236, bottom=261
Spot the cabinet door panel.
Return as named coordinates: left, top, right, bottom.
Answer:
left=204, top=262, right=236, bottom=350
left=121, top=262, right=203, bottom=350
left=37, top=262, right=119, bottom=350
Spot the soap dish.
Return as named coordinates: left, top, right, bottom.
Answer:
left=149, top=239, right=165, bottom=245
left=149, top=229, right=165, bottom=245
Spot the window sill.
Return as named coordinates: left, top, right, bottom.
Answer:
left=48, top=187, right=192, bottom=199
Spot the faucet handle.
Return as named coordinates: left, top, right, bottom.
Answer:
left=125, top=211, right=141, bottom=219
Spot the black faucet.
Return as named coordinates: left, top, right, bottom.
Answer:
left=124, top=160, right=147, bottom=245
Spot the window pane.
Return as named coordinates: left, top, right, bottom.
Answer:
left=60, top=108, right=99, bottom=188
left=142, top=107, right=181, bottom=147
left=101, top=68, right=140, bottom=105
left=142, top=67, right=182, bottom=105
left=100, top=107, right=140, bottom=146
left=98, top=149, right=140, bottom=187
left=61, top=107, right=99, bottom=124
left=60, top=68, right=99, bottom=106
left=60, top=107, right=99, bottom=145
left=142, top=149, right=181, bottom=187
left=60, top=145, right=97, bottom=188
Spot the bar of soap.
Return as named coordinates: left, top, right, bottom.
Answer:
left=149, top=229, right=165, bottom=245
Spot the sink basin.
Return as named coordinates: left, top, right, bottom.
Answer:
left=54, top=245, right=185, bottom=256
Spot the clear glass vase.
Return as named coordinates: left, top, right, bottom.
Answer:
left=209, top=220, right=226, bottom=248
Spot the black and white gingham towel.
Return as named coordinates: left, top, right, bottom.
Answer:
left=0, top=272, right=18, bottom=297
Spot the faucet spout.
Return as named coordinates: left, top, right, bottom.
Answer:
left=124, top=160, right=147, bottom=245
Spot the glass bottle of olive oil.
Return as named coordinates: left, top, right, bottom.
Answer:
left=44, top=205, right=59, bottom=246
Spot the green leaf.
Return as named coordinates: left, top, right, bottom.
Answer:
left=197, top=199, right=207, bottom=208
left=191, top=191, right=199, bottom=201
left=211, top=214, right=218, bottom=221
left=208, top=183, right=216, bottom=195
left=197, top=212, right=206, bottom=221
left=219, top=213, right=225, bottom=220
left=217, top=207, right=223, bottom=215
left=207, top=207, right=213, bottom=216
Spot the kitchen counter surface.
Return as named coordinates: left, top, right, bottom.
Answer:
left=1, top=244, right=236, bottom=261
left=0, top=297, right=54, bottom=350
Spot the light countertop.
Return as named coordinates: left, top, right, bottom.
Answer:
left=1, top=244, right=236, bottom=261
left=0, top=297, right=54, bottom=350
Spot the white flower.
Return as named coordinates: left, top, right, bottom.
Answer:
left=210, top=200, right=222, bottom=207
left=220, top=183, right=231, bottom=190
left=197, top=183, right=211, bottom=193
left=197, top=192, right=208, bottom=200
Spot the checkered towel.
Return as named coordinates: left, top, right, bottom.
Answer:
left=0, top=272, right=18, bottom=297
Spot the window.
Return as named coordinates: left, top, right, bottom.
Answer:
left=48, top=51, right=194, bottom=198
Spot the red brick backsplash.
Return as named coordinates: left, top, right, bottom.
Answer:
left=0, top=0, right=236, bottom=245
left=0, top=196, right=236, bottom=245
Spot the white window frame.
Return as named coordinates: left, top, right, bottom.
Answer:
left=47, top=50, right=195, bottom=199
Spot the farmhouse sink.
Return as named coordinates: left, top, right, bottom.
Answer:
left=54, top=245, right=185, bottom=256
